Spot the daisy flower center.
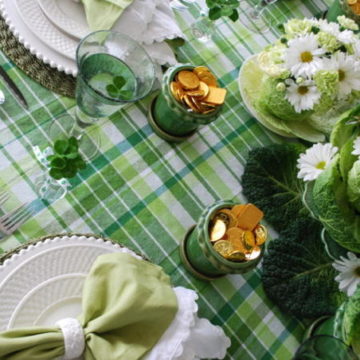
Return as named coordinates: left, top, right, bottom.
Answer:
left=355, top=266, right=360, bottom=277
left=338, top=69, right=346, bottom=82
left=315, top=161, right=326, bottom=170
left=297, top=86, right=309, bottom=95
left=300, top=51, right=313, bottom=63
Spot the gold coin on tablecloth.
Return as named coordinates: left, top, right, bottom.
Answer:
left=254, top=224, right=268, bottom=245
left=213, top=240, right=234, bottom=258
left=177, top=71, right=200, bottom=90
left=210, top=219, right=227, bottom=242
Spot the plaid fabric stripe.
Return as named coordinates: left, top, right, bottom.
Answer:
left=0, top=0, right=332, bottom=358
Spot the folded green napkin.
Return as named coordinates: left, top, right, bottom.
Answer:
left=0, top=253, right=178, bottom=360
left=82, top=0, right=134, bottom=30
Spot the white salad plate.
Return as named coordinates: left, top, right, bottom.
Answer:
left=0, top=0, right=77, bottom=76
left=0, top=234, right=142, bottom=331
left=37, top=0, right=89, bottom=40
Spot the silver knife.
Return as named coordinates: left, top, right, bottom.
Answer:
left=0, top=66, right=28, bottom=108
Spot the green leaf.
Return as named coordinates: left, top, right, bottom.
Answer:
left=118, top=90, right=133, bottom=100
left=113, top=76, right=126, bottom=89
left=50, top=157, right=66, bottom=169
left=106, top=84, right=119, bottom=98
left=65, top=152, right=79, bottom=160
left=62, top=164, right=77, bottom=179
left=262, top=218, right=346, bottom=318
left=242, top=143, right=309, bottom=233
left=312, top=156, right=360, bottom=253
left=72, top=156, right=87, bottom=170
left=46, top=155, right=56, bottom=162
left=54, top=139, right=69, bottom=155
left=220, top=6, right=233, bottom=17
left=343, top=287, right=360, bottom=352
left=208, top=7, right=222, bottom=20
left=206, top=0, right=217, bottom=8
left=228, top=9, right=239, bottom=21
left=49, top=168, right=63, bottom=180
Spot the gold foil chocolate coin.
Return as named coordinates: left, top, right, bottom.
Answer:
left=254, top=224, right=268, bottom=245
left=177, top=70, right=200, bottom=90
left=210, top=219, right=227, bottom=242
left=213, top=240, right=234, bottom=258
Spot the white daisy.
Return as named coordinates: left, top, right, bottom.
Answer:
left=284, top=34, right=325, bottom=77
left=333, top=252, right=360, bottom=297
left=317, top=19, right=340, bottom=36
left=334, top=52, right=360, bottom=98
left=285, top=79, right=321, bottom=113
left=337, top=29, right=357, bottom=44
left=297, top=143, right=338, bottom=181
left=352, top=136, right=360, bottom=156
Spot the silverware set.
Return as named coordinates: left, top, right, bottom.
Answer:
left=0, top=189, right=32, bottom=238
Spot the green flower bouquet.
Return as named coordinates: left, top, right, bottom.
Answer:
left=239, top=16, right=360, bottom=142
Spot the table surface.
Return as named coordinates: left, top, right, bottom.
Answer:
left=0, top=1, right=332, bottom=359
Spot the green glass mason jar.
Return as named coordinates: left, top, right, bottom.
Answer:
left=148, top=64, right=223, bottom=142
left=327, top=0, right=360, bottom=23
left=180, top=200, right=265, bottom=281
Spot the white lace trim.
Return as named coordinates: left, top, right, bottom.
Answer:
left=144, top=287, right=231, bottom=360
left=56, top=318, right=85, bottom=360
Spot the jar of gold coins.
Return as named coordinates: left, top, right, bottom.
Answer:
left=180, top=200, right=267, bottom=281
left=148, top=64, right=226, bottom=142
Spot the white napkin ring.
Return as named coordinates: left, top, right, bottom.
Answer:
left=56, top=318, right=85, bottom=360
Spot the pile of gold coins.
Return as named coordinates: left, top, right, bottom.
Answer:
left=209, top=204, right=268, bottom=262
left=170, top=66, right=227, bottom=114
left=348, top=0, right=360, bottom=14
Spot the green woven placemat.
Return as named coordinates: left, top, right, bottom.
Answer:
left=0, top=15, right=76, bottom=98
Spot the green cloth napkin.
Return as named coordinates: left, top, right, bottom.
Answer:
left=0, top=253, right=178, bottom=360
left=82, top=0, right=134, bottom=30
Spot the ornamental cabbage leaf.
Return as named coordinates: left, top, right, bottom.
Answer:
left=348, top=160, right=360, bottom=212
left=312, top=156, right=360, bottom=253
left=242, top=143, right=309, bottom=233
left=343, top=286, right=360, bottom=355
left=262, top=218, right=346, bottom=318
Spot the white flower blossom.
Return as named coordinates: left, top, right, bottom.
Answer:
left=297, top=143, right=338, bottom=181
left=333, top=252, right=360, bottom=297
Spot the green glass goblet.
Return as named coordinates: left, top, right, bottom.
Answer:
left=51, top=30, right=155, bottom=160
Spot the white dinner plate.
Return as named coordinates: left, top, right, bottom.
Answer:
left=0, top=234, right=142, bottom=331
left=15, top=0, right=78, bottom=60
left=0, top=0, right=77, bottom=76
left=37, top=0, right=89, bottom=40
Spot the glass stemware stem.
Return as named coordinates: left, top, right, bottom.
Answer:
left=249, top=0, right=278, bottom=20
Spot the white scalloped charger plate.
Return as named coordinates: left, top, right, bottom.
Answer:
left=37, top=0, right=89, bottom=40
left=0, top=0, right=77, bottom=76
left=0, top=234, right=142, bottom=331
left=15, top=0, right=78, bottom=60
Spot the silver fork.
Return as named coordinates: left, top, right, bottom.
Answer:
left=0, top=203, right=32, bottom=235
left=0, top=189, right=10, bottom=207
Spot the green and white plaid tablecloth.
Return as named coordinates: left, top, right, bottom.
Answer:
left=0, top=0, right=332, bottom=358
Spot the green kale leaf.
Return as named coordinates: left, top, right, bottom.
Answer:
left=242, top=143, right=309, bottom=233
left=262, top=218, right=346, bottom=318
left=343, top=286, right=360, bottom=355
